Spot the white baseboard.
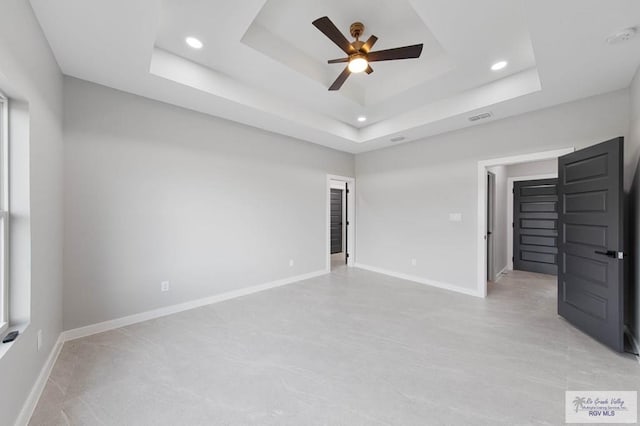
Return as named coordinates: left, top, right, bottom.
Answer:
left=16, top=269, right=328, bottom=425
left=354, top=263, right=483, bottom=298
left=14, top=334, right=65, bottom=426
left=61, top=269, right=328, bottom=342
left=624, top=326, right=640, bottom=364
left=496, top=266, right=507, bottom=279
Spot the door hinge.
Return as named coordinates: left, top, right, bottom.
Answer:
left=512, top=256, right=514, bottom=262
left=346, top=253, right=349, bottom=258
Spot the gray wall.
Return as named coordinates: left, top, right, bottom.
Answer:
left=355, top=90, right=629, bottom=294
left=63, top=77, right=354, bottom=330
left=506, top=158, right=557, bottom=178
left=628, top=66, right=640, bottom=344
left=0, top=1, right=64, bottom=424
left=487, top=165, right=507, bottom=277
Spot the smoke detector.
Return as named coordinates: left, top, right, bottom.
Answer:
left=606, top=27, right=637, bottom=44
left=468, top=112, right=492, bottom=122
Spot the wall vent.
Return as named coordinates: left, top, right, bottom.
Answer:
left=606, top=27, right=637, bottom=44
left=468, top=112, right=493, bottom=122
left=390, top=136, right=406, bottom=142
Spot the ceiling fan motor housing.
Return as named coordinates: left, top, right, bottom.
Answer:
left=312, top=16, right=424, bottom=90
left=350, top=22, right=365, bottom=40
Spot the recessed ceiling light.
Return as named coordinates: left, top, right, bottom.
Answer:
left=186, top=37, right=203, bottom=49
left=491, top=61, right=508, bottom=71
left=357, top=116, right=367, bottom=122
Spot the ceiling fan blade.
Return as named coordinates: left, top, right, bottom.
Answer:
left=367, top=44, right=423, bottom=62
left=328, top=66, right=351, bottom=91
left=365, top=65, right=374, bottom=74
left=361, top=35, right=378, bottom=53
left=328, top=57, right=349, bottom=64
left=312, top=16, right=355, bottom=55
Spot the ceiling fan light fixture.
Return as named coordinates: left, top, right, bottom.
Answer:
left=348, top=54, right=368, bottom=73
left=312, top=16, right=423, bottom=90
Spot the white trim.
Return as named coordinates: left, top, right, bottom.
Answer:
left=0, top=94, right=8, bottom=335
left=477, top=148, right=574, bottom=297
left=329, top=181, right=346, bottom=190
left=18, top=270, right=328, bottom=424
left=506, top=173, right=557, bottom=271
left=62, top=269, right=328, bottom=342
left=495, top=266, right=507, bottom=279
left=486, top=170, right=496, bottom=281
left=326, top=174, right=356, bottom=269
left=14, top=334, right=65, bottom=426
left=624, top=326, right=640, bottom=365
left=354, top=263, right=483, bottom=298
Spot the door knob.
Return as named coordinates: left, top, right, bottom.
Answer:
left=594, top=250, right=623, bottom=259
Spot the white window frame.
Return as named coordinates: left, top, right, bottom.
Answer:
left=0, top=92, right=8, bottom=336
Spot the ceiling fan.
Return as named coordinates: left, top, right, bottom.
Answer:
left=312, top=16, right=424, bottom=91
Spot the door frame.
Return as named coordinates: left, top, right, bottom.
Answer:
left=487, top=171, right=496, bottom=281
left=476, top=148, right=574, bottom=297
left=506, top=173, right=557, bottom=271
left=326, top=174, right=356, bottom=270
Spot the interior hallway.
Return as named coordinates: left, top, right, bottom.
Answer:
left=30, top=268, right=640, bottom=425
left=331, top=253, right=346, bottom=269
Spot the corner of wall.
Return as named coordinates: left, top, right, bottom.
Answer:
left=626, top=64, right=640, bottom=344
left=0, top=1, right=65, bottom=424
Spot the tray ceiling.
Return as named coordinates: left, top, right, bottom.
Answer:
left=30, top=0, right=640, bottom=153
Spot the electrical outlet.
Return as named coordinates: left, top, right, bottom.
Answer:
left=411, top=258, right=417, bottom=266
left=37, top=329, right=43, bottom=352
left=289, top=259, right=294, bottom=267
left=161, top=281, right=170, bottom=292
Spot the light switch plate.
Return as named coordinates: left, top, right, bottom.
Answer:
left=449, top=213, right=463, bottom=222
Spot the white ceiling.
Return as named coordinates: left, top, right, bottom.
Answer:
left=30, top=0, right=640, bottom=153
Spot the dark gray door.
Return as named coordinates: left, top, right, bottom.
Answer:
left=513, top=178, right=559, bottom=275
left=558, top=137, right=624, bottom=352
left=330, top=189, right=343, bottom=254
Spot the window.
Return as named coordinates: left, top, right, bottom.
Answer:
left=0, top=92, right=7, bottom=336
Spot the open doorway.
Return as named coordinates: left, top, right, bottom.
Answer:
left=487, top=159, right=560, bottom=278
left=478, top=140, right=629, bottom=353
left=487, top=159, right=560, bottom=286
left=330, top=182, right=347, bottom=268
left=477, top=148, right=574, bottom=296
left=327, top=175, right=355, bottom=271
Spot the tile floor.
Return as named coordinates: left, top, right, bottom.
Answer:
left=330, top=253, right=346, bottom=269
left=29, top=268, right=640, bottom=425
